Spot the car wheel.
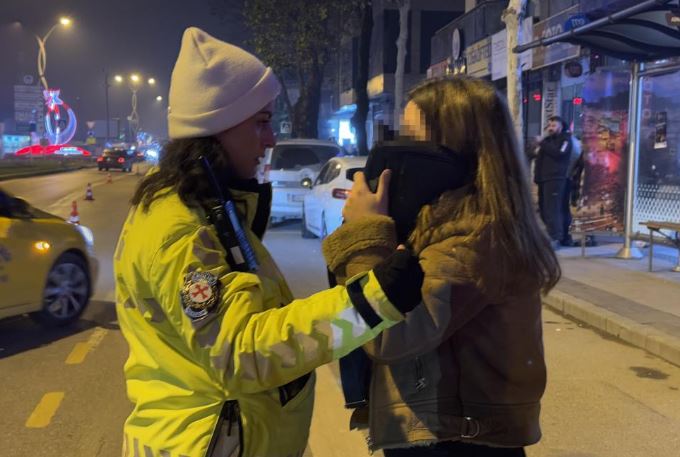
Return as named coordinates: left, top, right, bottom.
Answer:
left=32, top=252, right=91, bottom=327
left=301, top=207, right=316, bottom=239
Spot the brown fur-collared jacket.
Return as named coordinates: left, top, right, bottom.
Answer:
left=322, top=205, right=546, bottom=451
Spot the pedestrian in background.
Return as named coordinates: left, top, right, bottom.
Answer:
left=534, top=115, right=575, bottom=248
left=114, top=27, right=424, bottom=457
left=322, top=77, right=561, bottom=456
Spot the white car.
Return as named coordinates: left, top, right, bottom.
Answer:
left=301, top=156, right=367, bottom=238
left=261, top=139, right=343, bottom=223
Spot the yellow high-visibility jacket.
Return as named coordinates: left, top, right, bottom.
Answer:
left=114, top=186, right=405, bottom=457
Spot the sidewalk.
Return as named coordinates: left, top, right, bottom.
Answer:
left=545, top=240, right=680, bottom=367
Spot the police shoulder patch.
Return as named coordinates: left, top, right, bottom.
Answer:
left=181, top=271, right=220, bottom=321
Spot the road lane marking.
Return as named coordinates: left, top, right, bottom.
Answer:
left=65, top=327, right=108, bottom=364
left=25, top=392, right=65, bottom=428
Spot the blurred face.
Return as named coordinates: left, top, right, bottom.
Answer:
left=400, top=101, right=429, bottom=141
left=546, top=120, right=563, bottom=136
left=215, top=101, right=275, bottom=179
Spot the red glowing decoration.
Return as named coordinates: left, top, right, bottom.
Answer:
left=573, top=97, right=584, bottom=105
left=16, top=144, right=92, bottom=156
left=532, top=93, right=542, bottom=102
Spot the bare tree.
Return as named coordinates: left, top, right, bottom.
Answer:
left=392, top=0, right=410, bottom=131
left=350, top=0, right=374, bottom=155
left=502, top=0, right=527, bottom=152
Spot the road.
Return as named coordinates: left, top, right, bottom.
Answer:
left=1, top=168, right=680, bottom=457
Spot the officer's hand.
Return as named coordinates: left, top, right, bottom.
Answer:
left=342, top=170, right=391, bottom=223
left=372, top=246, right=424, bottom=314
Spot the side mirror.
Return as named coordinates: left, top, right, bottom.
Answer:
left=300, top=177, right=313, bottom=189
left=346, top=168, right=363, bottom=182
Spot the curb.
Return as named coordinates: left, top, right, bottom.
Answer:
left=543, top=290, right=680, bottom=367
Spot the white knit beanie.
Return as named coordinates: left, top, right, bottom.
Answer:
left=167, top=27, right=281, bottom=139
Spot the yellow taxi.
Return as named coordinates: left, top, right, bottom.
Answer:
left=0, top=186, right=98, bottom=326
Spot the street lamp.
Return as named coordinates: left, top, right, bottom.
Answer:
left=156, top=95, right=163, bottom=102
left=113, top=73, right=157, bottom=142
left=36, top=16, right=72, bottom=90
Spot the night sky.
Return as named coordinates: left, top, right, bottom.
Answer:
left=0, top=0, right=248, bottom=139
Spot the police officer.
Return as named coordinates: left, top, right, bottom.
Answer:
left=114, top=27, right=424, bottom=457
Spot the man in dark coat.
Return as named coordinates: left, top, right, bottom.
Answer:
left=534, top=116, right=573, bottom=248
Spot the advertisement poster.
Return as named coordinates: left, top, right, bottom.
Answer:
left=654, top=111, right=668, bottom=149
left=573, top=71, right=630, bottom=233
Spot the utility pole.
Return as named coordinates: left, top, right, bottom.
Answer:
left=502, top=0, right=527, bottom=151
left=103, top=69, right=111, bottom=143
left=393, top=0, right=410, bottom=131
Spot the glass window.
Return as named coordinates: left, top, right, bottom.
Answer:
left=315, top=163, right=332, bottom=186
left=271, top=145, right=339, bottom=170
left=325, top=162, right=342, bottom=183
left=634, top=70, right=680, bottom=231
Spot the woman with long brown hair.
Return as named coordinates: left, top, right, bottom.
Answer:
left=322, top=77, right=561, bottom=456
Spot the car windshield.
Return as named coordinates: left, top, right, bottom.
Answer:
left=271, top=145, right=338, bottom=170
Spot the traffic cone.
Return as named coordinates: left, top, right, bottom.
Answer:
left=68, top=201, right=80, bottom=225
left=106, top=172, right=113, bottom=184
left=85, top=183, right=94, bottom=201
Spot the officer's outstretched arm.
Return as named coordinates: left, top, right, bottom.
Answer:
left=149, top=226, right=422, bottom=396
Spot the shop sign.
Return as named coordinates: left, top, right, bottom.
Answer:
left=532, top=5, right=581, bottom=70
left=465, top=37, right=491, bottom=78
left=541, top=81, right=561, bottom=128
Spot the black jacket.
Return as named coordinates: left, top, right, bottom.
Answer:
left=534, top=132, right=572, bottom=183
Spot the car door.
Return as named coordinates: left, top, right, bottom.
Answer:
left=0, top=192, right=46, bottom=314
left=305, top=162, right=332, bottom=232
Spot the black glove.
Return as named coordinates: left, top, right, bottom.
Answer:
left=372, top=249, right=424, bottom=314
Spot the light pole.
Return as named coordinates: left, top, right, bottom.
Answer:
left=36, top=16, right=71, bottom=91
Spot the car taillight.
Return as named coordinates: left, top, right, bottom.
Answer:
left=263, top=164, right=272, bottom=182
left=96, top=157, right=103, bottom=162
left=117, top=157, right=125, bottom=163
left=332, top=188, right=350, bottom=200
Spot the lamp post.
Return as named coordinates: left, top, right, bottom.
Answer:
left=36, top=16, right=72, bottom=91
left=114, top=73, right=156, bottom=143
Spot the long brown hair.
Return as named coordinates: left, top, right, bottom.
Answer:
left=131, top=137, right=228, bottom=211
left=407, top=77, right=560, bottom=294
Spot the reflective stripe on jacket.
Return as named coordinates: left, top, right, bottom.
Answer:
left=114, top=187, right=405, bottom=457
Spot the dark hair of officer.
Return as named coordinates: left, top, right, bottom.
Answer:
left=131, top=137, right=227, bottom=211
left=406, top=77, right=561, bottom=294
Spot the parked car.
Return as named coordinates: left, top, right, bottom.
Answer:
left=0, top=187, right=98, bottom=326
left=97, top=147, right=134, bottom=172
left=261, top=139, right=343, bottom=223
left=301, top=156, right=367, bottom=238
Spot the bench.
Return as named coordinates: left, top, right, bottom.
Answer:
left=640, top=221, right=680, bottom=273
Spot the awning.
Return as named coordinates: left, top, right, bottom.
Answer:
left=515, top=0, right=680, bottom=61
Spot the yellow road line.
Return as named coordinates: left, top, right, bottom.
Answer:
left=25, top=392, right=65, bottom=428
left=65, top=327, right=108, bottom=365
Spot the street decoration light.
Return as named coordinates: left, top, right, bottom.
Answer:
left=35, top=16, right=76, bottom=146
